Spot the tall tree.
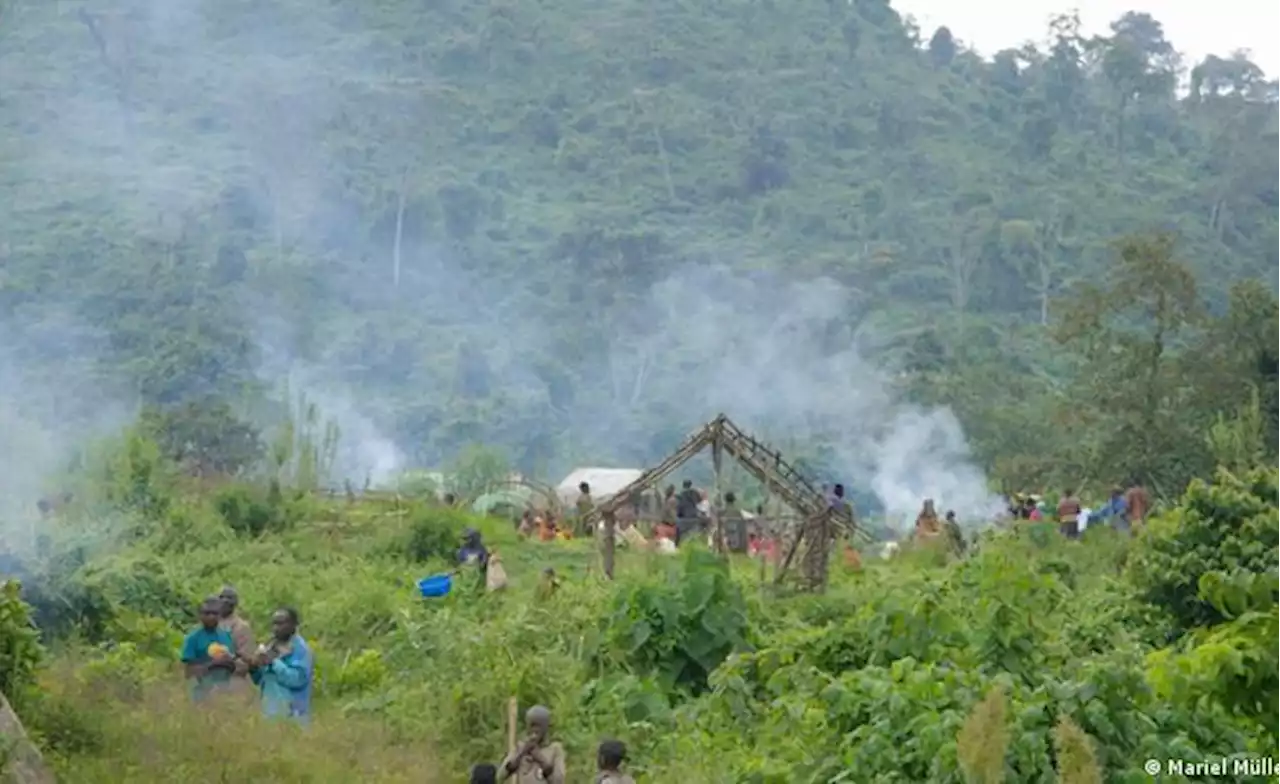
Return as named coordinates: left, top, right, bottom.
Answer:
left=1053, top=234, right=1207, bottom=494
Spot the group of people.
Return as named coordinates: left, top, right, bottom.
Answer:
left=1007, top=480, right=1151, bottom=539
left=467, top=705, right=635, bottom=784
left=180, top=586, right=313, bottom=723
left=511, top=478, right=860, bottom=569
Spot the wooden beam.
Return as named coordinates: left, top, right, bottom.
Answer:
left=602, top=510, right=617, bottom=580
left=711, top=430, right=725, bottom=555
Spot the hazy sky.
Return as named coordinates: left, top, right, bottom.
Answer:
left=895, top=0, right=1279, bottom=77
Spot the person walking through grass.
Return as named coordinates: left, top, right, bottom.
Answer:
left=251, top=606, right=313, bottom=724
left=180, top=596, right=237, bottom=703
left=501, top=705, right=566, bottom=783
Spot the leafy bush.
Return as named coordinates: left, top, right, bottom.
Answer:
left=0, top=581, right=42, bottom=697
left=402, top=507, right=468, bottom=563
left=329, top=649, right=390, bottom=697
left=1146, top=577, right=1279, bottom=746
left=596, top=549, right=750, bottom=696
left=214, top=481, right=299, bottom=537
left=1126, top=468, right=1279, bottom=633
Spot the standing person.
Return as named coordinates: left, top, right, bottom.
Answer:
left=722, top=491, right=748, bottom=553
left=1124, top=480, right=1151, bottom=528
left=661, top=485, right=678, bottom=531
left=501, top=705, right=566, bottom=784
left=218, top=586, right=256, bottom=694
left=1093, top=486, right=1130, bottom=534
left=827, top=483, right=846, bottom=510
left=1057, top=489, right=1082, bottom=539
left=595, top=739, right=635, bottom=784
left=675, top=480, right=700, bottom=545
left=458, top=528, right=490, bottom=590
left=251, top=607, right=314, bottom=724
left=943, top=511, right=966, bottom=555
left=575, top=482, right=594, bottom=537
left=180, top=596, right=237, bottom=702
left=914, top=499, right=941, bottom=540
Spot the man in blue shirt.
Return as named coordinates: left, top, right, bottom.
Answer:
left=251, top=606, right=313, bottom=723
left=1092, top=486, right=1130, bottom=534
left=180, top=596, right=237, bottom=702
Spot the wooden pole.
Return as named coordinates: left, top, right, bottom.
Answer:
left=711, top=433, right=725, bottom=555
left=507, top=697, right=518, bottom=757
left=602, top=510, right=617, bottom=579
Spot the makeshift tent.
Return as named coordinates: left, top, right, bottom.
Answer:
left=472, top=486, right=538, bottom=516
left=556, top=467, right=643, bottom=508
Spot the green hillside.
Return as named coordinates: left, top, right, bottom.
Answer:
left=0, top=0, right=1276, bottom=501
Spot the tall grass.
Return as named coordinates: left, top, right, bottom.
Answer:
left=33, top=672, right=439, bottom=783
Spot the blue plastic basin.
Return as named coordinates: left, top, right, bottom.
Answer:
left=418, top=573, right=452, bottom=598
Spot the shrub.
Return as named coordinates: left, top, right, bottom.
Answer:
left=596, top=548, right=750, bottom=696
left=214, top=481, right=298, bottom=537
left=0, top=581, right=42, bottom=696
left=1126, top=468, right=1279, bottom=633
left=403, top=508, right=466, bottom=563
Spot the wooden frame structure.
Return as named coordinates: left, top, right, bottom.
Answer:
left=582, top=414, right=869, bottom=590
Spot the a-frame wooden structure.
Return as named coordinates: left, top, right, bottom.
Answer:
left=583, top=414, right=869, bottom=591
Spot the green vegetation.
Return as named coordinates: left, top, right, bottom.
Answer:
left=0, top=0, right=1275, bottom=497
left=0, top=0, right=1277, bottom=781
left=2, top=437, right=1275, bottom=782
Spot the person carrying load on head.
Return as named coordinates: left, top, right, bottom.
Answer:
left=914, top=499, right=941, bottom=540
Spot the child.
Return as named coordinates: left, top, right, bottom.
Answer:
left=595, top=739, right=635, bottom=784
left=469, top=763, right=497, bottom=784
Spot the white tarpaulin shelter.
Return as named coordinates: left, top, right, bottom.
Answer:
left=556, top=467, right=643, bottom=508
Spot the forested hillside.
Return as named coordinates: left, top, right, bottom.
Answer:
left=0, top=0, right=1275, bottom=508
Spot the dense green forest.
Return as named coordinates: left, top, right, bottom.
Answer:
left=0, top=0, right=1276, bottom=515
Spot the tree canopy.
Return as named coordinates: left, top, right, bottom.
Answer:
left=0, top=0, right=1275, bottom=502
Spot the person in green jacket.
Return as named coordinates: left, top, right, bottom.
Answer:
left=180, top=596, right=237, bottom=702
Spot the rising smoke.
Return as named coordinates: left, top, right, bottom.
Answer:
left=0, top=0, right=1004, bottom=528
left=0, top=309, right=132, bottom=549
